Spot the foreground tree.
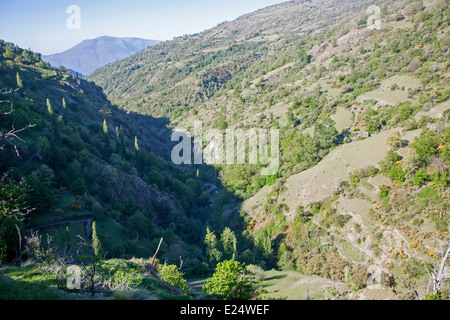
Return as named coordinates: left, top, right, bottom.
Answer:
left=78, top=227, right=103, bottom=296
left=91, top=221, right=102, bottom=259
left=203, top=260, right=254, bottom=300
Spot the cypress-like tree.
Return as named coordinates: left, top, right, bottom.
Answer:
left=46, top=98, right=53, bottom=115
left=16, top=72, right=23, bottom=89
left=134, top=136, right=139, bottom=151
left=220, top=227, right=237, bottom=260
left=102, top=119, right=108, bottom=134
left=65, top=226, right=71, bottom=251
left=91, top=221, right=102, bottom=258
left=204, top=227, right=222, bottom=266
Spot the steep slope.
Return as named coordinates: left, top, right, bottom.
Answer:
left=42, top=36, right=161, bottom=75
left=242, top=128, right=423, bottom=218
left=0, top=40, right=217, bottom=276
left=88, top=0, right=377, bottom=115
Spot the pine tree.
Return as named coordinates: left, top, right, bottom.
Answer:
left=91, top=221, right=102, bottom=258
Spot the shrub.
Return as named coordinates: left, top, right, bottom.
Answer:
left=113, top=288, right=156, bottom=300
left=329, top=213, right=351, bottom=228
left=424, top=291, right=445, bottom=300
left=70, top=178, right=86, bottom=196
left=246, top=264, right=265, bottom=281
left=345, top=265, right=367, bottom=291
left=111, top=268, right=143, bottom=290
left=385, top=131, right=403, bottom=150
left=203, top=260, right=254, bottom=300
left=379, top=185, right=390, bottom=199
left=413, top=168, right=428, bottom=186
left=159, top=264, right=189, bottom=294
left=410, top=129, right=440, bottom=165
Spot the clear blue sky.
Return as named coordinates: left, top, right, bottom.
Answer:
left=0, top=0, right=287, bottom=55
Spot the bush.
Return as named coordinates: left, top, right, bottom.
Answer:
left=329, top=213, right=351, bottom=228
left=379, top=185, right=390, bottom=199
left=203, top=260, right=254, bottom=300
left=410, top=129, right=440, bottom=165
left=345, top=265, right=367, bottom=291
left=111, top=268, right=143, bottom=290
left=246, top=264, right=265, bottom=281
left=70, top=178, right=86, bottom=196
left=413, top=168, right=428, bottom=186
left=126, top=211, right=152, bottom=236
left=159, top=264, right=189, bottom=294
left=113, top=288, right=156, bottom=300
left=424, top=291, right=445, bottom=300
left=385, top=131, right=403, bottom=150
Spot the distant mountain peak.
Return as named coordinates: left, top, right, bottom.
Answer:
left=42, top=36, right=161, bottom=75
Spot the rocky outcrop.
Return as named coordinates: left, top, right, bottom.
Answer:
left=93, top=162, right=184, bottom=218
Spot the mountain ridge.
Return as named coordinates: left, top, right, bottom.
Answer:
left=42, top=36, right=161, bottom=75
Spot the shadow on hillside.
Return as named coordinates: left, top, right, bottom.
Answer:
left=0, top=274, right=86, bottom=300
left=107, top=106, right=260, bottom=270
left=264, top=274, right=288, bottom=281
left=0, top=69, right=254, bottom=276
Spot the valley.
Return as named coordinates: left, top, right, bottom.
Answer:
left=0, top=0, right=449, bottom=301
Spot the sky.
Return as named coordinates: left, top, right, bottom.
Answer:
left=0, top=0, right=287, bottom=55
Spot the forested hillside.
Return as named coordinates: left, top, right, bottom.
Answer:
left=0, top=40, right=229, bottom=285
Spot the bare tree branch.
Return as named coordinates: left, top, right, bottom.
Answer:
left=76, top=235, right=98, bottom=296
left=0, top=88, right=36, bottom=158
left=426, top=237, right=450, bottom=295
left=146, top=237, right=163, bottom=275
left=151, top=237, right=163, bottom=266
left=0, top=174, right=34, bottom=226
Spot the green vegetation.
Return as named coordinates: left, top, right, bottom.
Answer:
left=0, top=40, right=217, bottom=276
left=1, top=0, right=450, bottom=300
left=203, top=260, right=255, bottom=300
